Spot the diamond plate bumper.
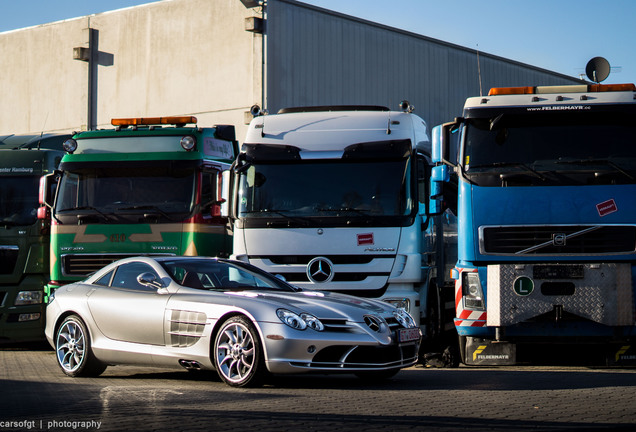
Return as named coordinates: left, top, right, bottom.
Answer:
left=487, top=263, right=634, bottom=326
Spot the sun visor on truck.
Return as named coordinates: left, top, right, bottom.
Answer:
left=343, top=139, right=411, bottom=160
left=242, top=144, right=301, bottom=162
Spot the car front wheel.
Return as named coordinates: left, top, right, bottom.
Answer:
left=213, top=316, right=265, bottom=387
left=55, top=315, right=106, bottom=377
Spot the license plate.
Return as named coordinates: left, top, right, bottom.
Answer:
left=397, top=328, right=420, bottom=343
left=533, top=264, right=584, bottom=279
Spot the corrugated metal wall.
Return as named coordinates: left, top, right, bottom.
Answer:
left=267, top=0, right=584, bottom=129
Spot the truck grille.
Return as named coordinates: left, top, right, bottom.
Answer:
left=0, top=246, right=19, bottom=275
left=480, top=225, right=636, bottom=255
left=62, top=253, right=174, bottom=276
left=265, top=255, right=376, bottom=265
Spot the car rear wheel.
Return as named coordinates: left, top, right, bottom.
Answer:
left=213, top=316, right=265, bottom=387
left=55, top=315, right=106, bottom=377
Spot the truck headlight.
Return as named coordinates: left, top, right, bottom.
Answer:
left=385, top=298, right=410, bottom=312
left=462, top=272, right=484, bottom=310
left=15, top=291, right=44, bottom=305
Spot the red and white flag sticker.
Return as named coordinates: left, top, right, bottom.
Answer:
left=357, top=233, right=374, bottom=245
left=596, top=199, right=618, bottom=217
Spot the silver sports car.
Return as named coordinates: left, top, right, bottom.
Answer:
left=45, top=256, right=421, bottom=387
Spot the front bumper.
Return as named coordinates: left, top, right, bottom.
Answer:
left=259, top=321, right=421, bottom=374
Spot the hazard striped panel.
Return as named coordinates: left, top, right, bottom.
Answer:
left=454, top=267, right=487, bottom=327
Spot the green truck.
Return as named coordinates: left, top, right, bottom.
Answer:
left=40, top=116, right=237, bottom=293
left=0, top=134, right=68, bottom=342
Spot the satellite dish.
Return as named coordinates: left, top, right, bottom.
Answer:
left=585, top=57, right=611, bottom=83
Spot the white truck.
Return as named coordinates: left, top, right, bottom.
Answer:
left=223, top=105, right=457, bottom=359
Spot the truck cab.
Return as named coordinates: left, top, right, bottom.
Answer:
left=225, top=105, right=457, bottom=354
left=0, top=134, right=68, bottom=342
left=42, top=117, right=237, bottom=291
left=432, top=83, right=636, bottom=365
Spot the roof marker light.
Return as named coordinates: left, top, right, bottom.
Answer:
left=111, top=116, right=198, bottom=127
left=489, top=83, right=635, bottom=96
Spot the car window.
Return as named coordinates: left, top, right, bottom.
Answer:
left=159, top=259, right=296, bottom=291
left=93, top=269, right=115, bottom=287
left=111, top=262, right=160, bottom=292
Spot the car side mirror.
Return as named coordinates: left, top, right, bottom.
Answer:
left=137, top=272, right=164, bottom=289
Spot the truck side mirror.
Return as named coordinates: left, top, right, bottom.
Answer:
left=220, top=170, right=231, bottom=218
left=429, top=165, right=450, bottom=215
left=432, top=120, right=461, bottom=166
left=37, top=173, right=57, bottom=219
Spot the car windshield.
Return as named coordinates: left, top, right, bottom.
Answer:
left=160, top=259, right=297, bottom=292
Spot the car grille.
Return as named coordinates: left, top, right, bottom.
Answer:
left=0, top=246, right=19, bottom=275
left=480, top=225, right=636, bottom=255
left=293, top=344, right=418, bottom=370
left=319, top=315, right=407, bottom=335
left=61, top=253, right=175, bottom=276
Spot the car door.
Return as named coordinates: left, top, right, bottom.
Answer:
left=87, top=262, right=169, bottom=345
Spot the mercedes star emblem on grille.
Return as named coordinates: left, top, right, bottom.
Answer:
left=306, top=257, right=334, bottom=283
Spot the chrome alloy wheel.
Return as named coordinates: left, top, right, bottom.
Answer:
left=56, top=319, right=86, bottom=374
left=215, top=320, right=256, bottom=385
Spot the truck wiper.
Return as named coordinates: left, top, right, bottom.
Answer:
left=316, top=207, right=370, bottom=215
left=555, top=158, right=635, bottom=181
left=58, top=206, right=112, bottom=221
left=244, top=209, right=313, bottom=226
left=468, top=162, right=548, bottom=182
left=116, top=205, right=176, bottom=221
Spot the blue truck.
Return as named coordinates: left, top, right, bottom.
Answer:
left=431, top=83, right=636, bottom=365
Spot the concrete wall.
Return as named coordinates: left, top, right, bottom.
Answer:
left=0, top=0, right=262, bottom=138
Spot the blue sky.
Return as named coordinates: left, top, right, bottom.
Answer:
left=2, top=0, right=634, bottom=84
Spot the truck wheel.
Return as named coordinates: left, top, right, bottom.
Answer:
left=213, top=316, right=266, bottom=387
left=55, top=315, right=106, bottom=377
left=458, top=335, right=467, bottom=365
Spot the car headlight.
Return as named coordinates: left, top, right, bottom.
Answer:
left=276, top=309, right=324, bottom=331
left=15, top=290, right=43, bottom=305
left=300, top=313, right=325, bottom=331
left=393, top=308, right=417, bottom=329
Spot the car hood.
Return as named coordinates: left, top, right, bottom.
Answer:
left=172, top=288, right=394, bottom=321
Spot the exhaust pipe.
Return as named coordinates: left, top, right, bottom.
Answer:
left=179, top=359, right=202, bottom=370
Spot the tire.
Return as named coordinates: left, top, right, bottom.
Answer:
left=458, top=335, right=467, bottom=365
left=213, top=316, right=266, bottom=387
left=355, top=368, right=401, bottom=381
left=55, top=315, right=106, bottom=377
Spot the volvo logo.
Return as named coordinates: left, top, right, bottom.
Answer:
left=552, top=233, right=567, bottom=246
left=306, top=257, right=334, bottom=284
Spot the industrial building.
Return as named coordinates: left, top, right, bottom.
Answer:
left=0, top=0, right=584, bottom=138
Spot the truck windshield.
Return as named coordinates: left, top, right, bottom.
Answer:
left=55, top=165, right=196, bottom=221
left=0, top=176, right=39, bottom=226
left=463, top=109, right=636, bottom=186
left=238, top=158, right=414, bottom=227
